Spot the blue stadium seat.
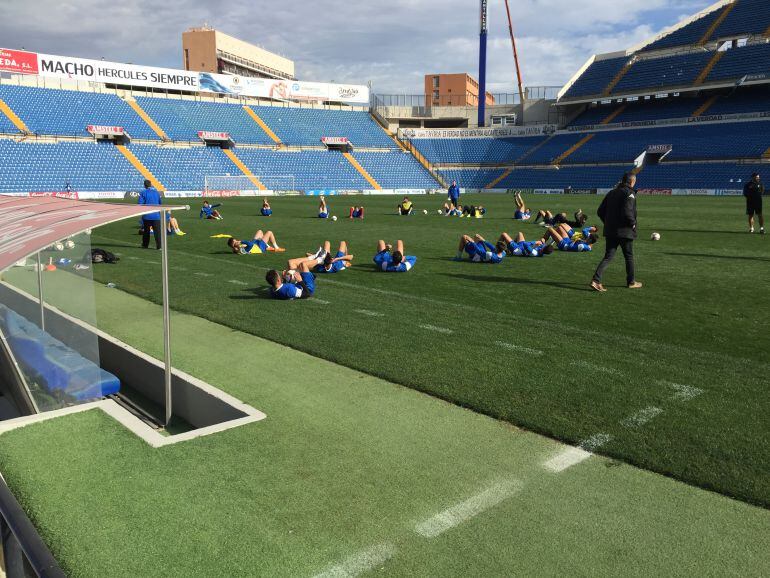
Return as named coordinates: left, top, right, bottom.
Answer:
left=410, top=136, right=547, bottom=165
left=562, top=57, right=628, bottom=99
left=353, top=151, right=437, bottom=189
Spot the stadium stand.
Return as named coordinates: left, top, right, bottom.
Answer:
left=129, top=144, right=237, bottom=191
left=562, top=57, right=628, bottom=99
left=353, top=151, right=438, bottom=189
left=709, top=0, right=770, bottom=40
left=640, top=7, right=725, bottom=52
left=611, top=52, right=713, bottom=95
left=438, top=168, right=506, bottom=189
left=707, top=43, right=770, bottom=82
left=0, top=85, right=158, bottom=139
left=409, top=136, right=547, bottom=165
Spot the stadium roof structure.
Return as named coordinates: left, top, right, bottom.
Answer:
left=0, top=195, right=185, bottom=274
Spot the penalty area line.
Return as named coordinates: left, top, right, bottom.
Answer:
left=495, top=341, right=543, bottom=356
left=312, top=543, right=395, bottom=578
left=419, top=324, right=453, bottom=334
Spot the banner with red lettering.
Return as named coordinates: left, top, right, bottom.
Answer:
left=0, top=48, right=38, bottom=74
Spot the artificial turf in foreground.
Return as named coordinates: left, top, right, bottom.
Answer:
left=0, top=282, right=767, bottom=577
left=13, top=193, right=770, bottom=509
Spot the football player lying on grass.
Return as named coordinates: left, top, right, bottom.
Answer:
left=461, top=204, right=486, bottom=218
left=349, top=206, right=365, bottom=219
left=534, top=209, right=587, bottom=227
left=260, top=198, right=272, bottom=216
left=166, top=215, right=185, bottom=236
left=454, top=233, right=507, bottom=263
left=265, top=261, right=315, bottom=300
left=318, top=196, right=329, bottom=218
left=397, top=197, right=414, bottom=215
left=499, top=231, right=553, bottom=257
left=306, top=240, right=354, bottom=273
left=227, top=230, right=285, bottom=254
left=373, top=239, right=417, bottom=272
left=513, top=191, right=532, bottom=220
left=543, top=223, right=597, bottom=252
left=442, top=201, right=463, bottom=216
left=200, top=201, right=223, bottom=220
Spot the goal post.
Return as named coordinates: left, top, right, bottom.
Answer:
left=203, top=175, right=297, bottom=195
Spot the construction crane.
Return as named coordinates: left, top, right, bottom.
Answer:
left=503, top=0, right=526, bottom=104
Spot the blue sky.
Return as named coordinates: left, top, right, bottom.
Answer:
left=1, top=0, right=715, bottom=94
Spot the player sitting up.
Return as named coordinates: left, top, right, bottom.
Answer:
left=373, top=239, right=417, bottom=272
left=227, top=230, right=285, bottom=254
left=454, top=233, right=506, bottom=263
left=200, top=201, right=223, bottom=220
left=261, top=198, right=272, bottom=216
left=306, top=240, right=354, bottom=273
left=397, top=197, right=414, bottom=215
left=543, top=224, right=596, bottom=252
left=442, top=201, right=462, bottom=216
left=534, top=209, right=587, bottom=227
left=318, top=196, right=329, bottom=219
left=499, top=231, right=553, bottom=257
left=166, top=214, right=185, bottom=236
left=265, top=261, right=315, bottom=300
left=349, top=206, right=365, bottom=219
left=462, top=205, right=486, bottom=218
left=513, top=191, right=531, bottom=220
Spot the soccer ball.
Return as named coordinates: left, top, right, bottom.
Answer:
left=332, top=215, right=337, bottom=221
left=423, top=209, right=428, bottom=215
left=437, top=209, right=442, bottom=215
left=64, top=239, right=75, bottom=249
left=651, top=232, right=661, bottom=241
left=54, top=242, right=64, bottom=251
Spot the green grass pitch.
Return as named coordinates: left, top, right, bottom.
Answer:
left=86, top=192, right=769, bottom=508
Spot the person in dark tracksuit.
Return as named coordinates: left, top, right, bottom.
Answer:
left=590, top=173, right=642, bottom=292
left=744, top=173, right=764, bottom=234
left=138, top=179, right=163, bottom=250
left=448, top=180, right=460, bottom=208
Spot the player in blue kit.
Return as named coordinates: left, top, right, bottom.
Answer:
left=349, top=206, right=365, bottom=219
left=373, top=239, right=416, bottom=272
left=543, top=224, right=595, bottom=252
left=455, top=234, right=507, bottom=263
left=200, top=201, right=223, bottom=220
left=318, top=196, right=329, bottom=219
left=265, top=261, right=315, bottom=300
left=306, top=240, right=354, bottom=273
left=260, top=198, right=272, bottom=216
left=565, top=224, right=598, bottom=243
left=513, top=191, right=531, bottom=220
left=227, top=230, right=285, bottom=254
left=499, top=232, right=553, bottom=257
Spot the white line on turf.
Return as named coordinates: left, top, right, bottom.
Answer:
left=354, top=309, right=384, bottom=317
left=542, top=433, right=611, bottom=473
left=227, top=280, right=248, bottom=286
left=419, top=324, right=453, bottom=335
left=312, top=299, right=330, bottom=305
left=660, top=381, right=704, bottom=402
left=570, top=360, right=621, bottom=376
left=620, top=406, right=663, bottom=428
left=495, top=340, right=543, bottom=356
left=313, top=543, right=395, bottom=578
left=414, top=478, right=522, bottom=538
left=125, top=256, right=140, bottom=260
left=194, top=272, right=214, bottom=277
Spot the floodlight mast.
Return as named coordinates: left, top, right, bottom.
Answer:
left=504, top=0, right=526, bottom=104
left=478, top=0, right=488, bottom=127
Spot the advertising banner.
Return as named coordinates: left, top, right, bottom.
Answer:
left=400, top=125, right=555, bottom=139
left=321, top=137, right=350, bottom=145
left=646, top=144, right=672, bottom=154
left=637, top=188, right=672, bottom=195
left=87, top=125, right=125, bottom=136
left=197, top=131, right=230, bottom=141
left=533, top=189, right=563, bottom=195
left=672, top=189, right=712, bottom=196
left=564, top=187, right=597, bottom=195
left=0, top=48, right=38, bottom=74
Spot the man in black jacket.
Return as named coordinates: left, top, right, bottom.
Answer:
left=590, top=173, right=642, bottom=292
left=743, top=173, right=764, bottom=234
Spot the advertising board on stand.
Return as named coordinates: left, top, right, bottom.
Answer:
left=637, top=188, right=673, bottom=196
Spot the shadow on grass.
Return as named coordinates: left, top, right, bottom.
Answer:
left=664, top=251, right=770, bottom=262
left=441, top=272, right=592, bottom=292
left=229, top=287, right=271, bottom=300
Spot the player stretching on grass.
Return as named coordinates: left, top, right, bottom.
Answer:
left=499, top=232, right=553, bottom=257
left=349, top=206, right=365, bottom=219
left=265, top=261, right=315, bottom=300
left=200, top=201, right=223, bottom=220
left=397, top=197, right=414, bottom=215
left=318, top=196, right=329, bottom=219
left=455, top=234, right=507, bottom=263
left=542, top=224, right=596, bottom=252
left=442, top=201, right=462, bottom=216
left=306, top=241, right=354, bottom=273
left=260, top=198, right=272, bottom=216
left=227, top=230, right=285, bottom=254
left=534, top=209, right=587, bottom=227
left=373, top=240, right=416, bottom=272
left=513, top=191, right=532, bottom=220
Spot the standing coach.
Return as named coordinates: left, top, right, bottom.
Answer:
left=744, top=172, right=764, bottom=234
left=590, top=172, right=642, bottom=292
left=448, top=180, right=460, bottom=208
left=138, top=179, right=163, bottom=250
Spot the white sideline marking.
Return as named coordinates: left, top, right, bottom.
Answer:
left=313, top=543, right=395, bottom=578
left=227, top=279, right=248, bottom=286
left=542, top=433, right=611, bottom=473
left=354, top=309, right=384, bottom=317
left=419, top=324, right=453, bottom=335
left=125, top=256, right=140, bottom=260
left=414, top=479, right=522, bottom=538
left=570, top=360, right=621, bottom=376
left=661, top=381, right=704, bottom=402
left=620, top=406, right=663, bottom=428
left=313, top=298, right=331, bottom=305
left=495, top=340, right=543, bottom=356
left=173, top=266, right=188, bottom=271
left=146, top=260, right=161, bottom=265
left=194, top=272, right=214, bottom=277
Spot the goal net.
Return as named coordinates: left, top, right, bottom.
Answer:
left=204, top=175, right=297, bottom=195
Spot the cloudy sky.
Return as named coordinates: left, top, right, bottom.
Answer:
left=2, top=0, right=714, bottom=94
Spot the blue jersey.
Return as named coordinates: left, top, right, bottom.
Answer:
left=319, top=211, right=329, bottom=219
left=138, top=187, right=162, bottom=221
left=383, top=256, right=416, bottom=272
left=200, top=203, right=221, bottom=218
left=271, top=272, right=315, bottom=300
left=514, top=209, right=531, bottom=220
left=261, top=208, right=272, bottom=216
left=240, top=239, right=268, bottom=254
left=558, top=238, right=591, bottom=252
left=448, top=184, right=460, bottom=200
left=316, top=251, right=347, bottom=273
left=465, top=241, right=503, bottom=263
left=352, top=209, right=363, bottom=218
left=508, top=240, right=544, bottom=257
